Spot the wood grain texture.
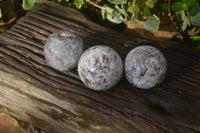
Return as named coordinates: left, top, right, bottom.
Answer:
left=0, top=1, right=200, bottom=132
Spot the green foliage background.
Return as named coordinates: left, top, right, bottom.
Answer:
left=0, top=0, right=200, bottom=48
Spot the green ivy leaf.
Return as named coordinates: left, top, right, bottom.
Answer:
left=73, top=0, right=85, bottom=9
left=190, top=12, right=200, bottom=26
left=142, top=15, right=160, bottom=32
left=172, top=2, right=184, bottom=12
left=183, top=0, right=197, bottom=7
left=152, top=0, right=158, bottom=4
left=103, top=7, right=124, bottom=24
left=145, top=0, right=158, bottom=8
left=22, top=0, right=39, bottom=10
left=188, top=8, right=198, bottom=16
left=133, top=6, right=140, bottom=14
left=145, top=1, right=154, bottom=8
left=107, top=0, right=126, bottom=4
left=132, top=6, right=140, bottom=19
left=161, top=3, right=168, bottom=12
left=142, top=7, right=150, bottom=16
left=77, top=0, right=84, bottom=5
left=183, top=4, right=189, bottom=11
left=128, top=1, right=134, bottom=12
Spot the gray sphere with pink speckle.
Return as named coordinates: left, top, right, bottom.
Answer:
left=44, top=30, right=84, bottom=71
left=78, top=45, right=123, bottom=91
left=125, top=45, right=167, bottom=89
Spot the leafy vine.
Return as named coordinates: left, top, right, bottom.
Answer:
left=0, top=0, right=200, bottom=48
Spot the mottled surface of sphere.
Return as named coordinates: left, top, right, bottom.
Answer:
left=125, top=45, right=167, bottom=89
left=44, top=30, right=84, bottom=71
left=78, top=45, right=123, bottom=91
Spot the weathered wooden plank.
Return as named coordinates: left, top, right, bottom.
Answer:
left=0, top=1, right=200, bottom=133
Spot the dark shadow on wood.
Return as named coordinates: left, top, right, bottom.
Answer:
left=83, top=30, right=200, bottom=131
